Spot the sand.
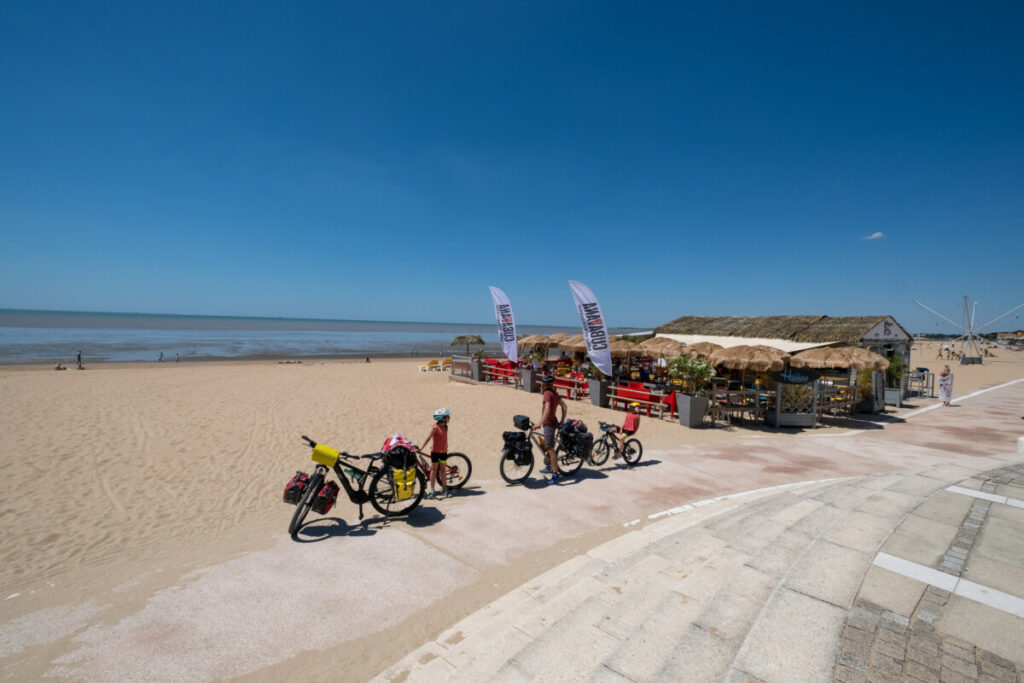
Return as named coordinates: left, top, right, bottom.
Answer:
left=1, top=342, right=1022, bottom=680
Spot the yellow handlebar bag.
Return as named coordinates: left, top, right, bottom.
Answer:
left=393, top=467, right=416, bottom=501
left=312, top=444, right=340, bottom=468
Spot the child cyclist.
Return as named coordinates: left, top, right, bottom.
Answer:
left=420, top=408, right=452, bottom=498
left=613, top=402, right=641, bottom=459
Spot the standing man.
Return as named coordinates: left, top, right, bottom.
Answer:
left=77, top=350, right=81, bottom=365
left=533, top=375, right=567, bottom=484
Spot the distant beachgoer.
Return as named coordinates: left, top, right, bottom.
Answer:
left=55, top=362, right=65, bottom=370
left=938, top=365, right=953, bottom=407
left=175, top=353, right=179, bottom=363
left=77, top=350, right=82, bottom=365
left=365, top=357, right=371, bottom=363
left=935, top=347, right=943, bottom=360
left=158, top=352, right=164, bottom=362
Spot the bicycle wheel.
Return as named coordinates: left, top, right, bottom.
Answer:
left=556, top=444, right=584, bottom=476
left=288, top=472, right=323, bottom=536
left=369, top=466, right=425, bottom=517
left=622, top=439, right=643, bottom=466
left=442, top=453, right=472, bottom=490
left=499, top=449, right=533, bottom=485
left=590, top=439, right=610, bottom=466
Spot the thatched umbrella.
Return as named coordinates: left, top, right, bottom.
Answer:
left=609, top=339, right=642, bottom=358
left=548, top=333, right=570, bottom=343
left=516, top=334, right=552, bottom=350
left=686, top=341, right=723, bottom=360
left=707, top=345, right=791, bottom=372
left=451, top=334, right=485, bottom=356
left=558, top=334, right=587, bottom=353
left=852, top=347, right=890, bottom=371
left=790, top=346, right=868, bottom=370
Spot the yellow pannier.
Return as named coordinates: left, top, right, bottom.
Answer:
left=392, top=467, right=417, bottom=500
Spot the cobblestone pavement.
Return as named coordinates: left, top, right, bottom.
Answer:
left=836, top=463, right=1024, bottom=683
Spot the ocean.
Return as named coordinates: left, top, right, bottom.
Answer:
left=0, top=309, right=631, bottom=364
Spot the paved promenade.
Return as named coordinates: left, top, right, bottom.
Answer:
left=374, top=450, right=1024, bottom=682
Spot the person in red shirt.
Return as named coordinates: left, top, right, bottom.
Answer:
left=613, top=402, right=641, bottom=458
left=421, top=408, right=452, bottom=498
left=532, top=375, right=567, bottom=484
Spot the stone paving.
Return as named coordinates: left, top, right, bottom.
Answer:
left=373, top=456, right=1024, bottom=682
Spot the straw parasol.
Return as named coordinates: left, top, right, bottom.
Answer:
left=516, top=334, right=552, bottom=350
left=707, top=344, right=791, bottom=372
left=686, top=341, right=723, bottom=360
left=608, top=339, right=642, bottom=358
left=790, top=346, right=890, bottom=371
left=637, top=337, right=689, bottom=359
left=548, top=333, right=570, bottom=343
left=558, top=334, right=587, bottom=353
left=451, top=334, right=485, bottom=356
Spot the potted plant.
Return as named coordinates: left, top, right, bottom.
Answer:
left=667, top=356, right=716, bottom=428
left=521, top=351, right=543, bottom=393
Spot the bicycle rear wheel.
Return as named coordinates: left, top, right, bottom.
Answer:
left=369, top=467, right=425, bottom=516
left=499, top=449, right=533, bottom=485
left=590, top=438, right=611, bottom=466
left=288, top=471, right=323, bottom=536
left=556, top=444, right=584, bottom=476
left=622, top=439, right=643, bottom=466
left=442, top=453, right=472, bottom=490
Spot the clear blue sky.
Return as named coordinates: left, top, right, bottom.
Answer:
left=1, top=2, right=1021, bottom=333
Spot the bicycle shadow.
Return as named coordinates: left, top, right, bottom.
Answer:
left=293, top=504, right=447, bottom=541
left=445, top=485, right=486, bottom=498
left=610, top=458, right=661, bottom=470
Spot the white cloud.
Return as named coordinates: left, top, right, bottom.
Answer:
left=862, top=231, right=885, bottom=240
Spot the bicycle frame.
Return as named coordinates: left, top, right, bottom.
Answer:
left=306, top=440, right=381, bottom=515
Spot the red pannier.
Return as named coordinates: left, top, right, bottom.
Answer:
left=311, top=481, right=340, bottom=515
left=283, top=471, right=310, bottom=505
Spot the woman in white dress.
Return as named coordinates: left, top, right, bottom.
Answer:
left=938, top=365, right=953, bottom=407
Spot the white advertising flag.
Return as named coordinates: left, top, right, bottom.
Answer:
left=568, top=280, right=612, bottom=377
left=489, top=286, right=518, bottom=363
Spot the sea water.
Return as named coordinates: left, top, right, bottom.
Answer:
left=0, top=309, right=593, bottom=364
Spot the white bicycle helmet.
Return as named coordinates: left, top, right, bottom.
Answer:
left=432, top=408, right=452, bottom=421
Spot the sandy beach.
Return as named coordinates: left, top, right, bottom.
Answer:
left=1, top=342, right=1022, bottom=680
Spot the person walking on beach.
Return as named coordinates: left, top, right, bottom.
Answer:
left=938, top=365, right=954, bottom=407
left=158, top=352, right=164, bottom=362
left=77, top=350, right=82, bottom=365
left=533, top=375, right=566, bottom=484
left=420, top=408, right=452, bottom=499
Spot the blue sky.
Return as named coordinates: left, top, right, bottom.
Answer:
left=1, top=2, right=1021, bottom=333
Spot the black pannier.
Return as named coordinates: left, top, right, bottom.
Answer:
left=384, top=446, right=416, bottom=470
left=502, top=430, right=531, bottom=465
left=283, top=471, right=310, bottom=505
left=575, top=431, right=594, bottom=460
left=513, top=414, right=531, bottom=430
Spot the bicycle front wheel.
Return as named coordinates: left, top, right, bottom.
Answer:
left=622, top=439, right=643, bottom=466
left=499, top=449, right=533, bottom=485
left=443, top=453, right=472, bottom=490
left=556, top=444, right=584, bottom=476
left=590, top=439, right=610, bottom=466
left=369, top=467, right=425, bottom=517
left=289, top=472, right=323, bottom=536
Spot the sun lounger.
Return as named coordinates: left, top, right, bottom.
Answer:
left=420, top=359, right=440, bottom=371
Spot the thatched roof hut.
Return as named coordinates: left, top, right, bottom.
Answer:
left=654, top=315, right=910, bottom=345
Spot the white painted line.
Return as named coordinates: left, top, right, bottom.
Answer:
left=955, top=579, right=1024, bottom=619
left=874, top=552, right=1024, bottom=620
left=637, top=477, right=844, bottom=524
left=873, top=552, right=958, bottom=591
left=945, top=486, right=1008, bottom=505
left=902, top=377, right=1024, bottom=419
left=1008, top=498, right=1024, bottom=510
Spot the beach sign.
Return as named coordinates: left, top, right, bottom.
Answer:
left=568, top=280, right=613, bottom=377
left=489, top=286, right=519, bottom=362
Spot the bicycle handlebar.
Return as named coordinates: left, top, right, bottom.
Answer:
left=301, top=435, right=374, bottom=460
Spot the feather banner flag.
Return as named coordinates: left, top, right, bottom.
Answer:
left=489, top=286, right=518, bottom=363
left=568, top=280, right=612, bottom=377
